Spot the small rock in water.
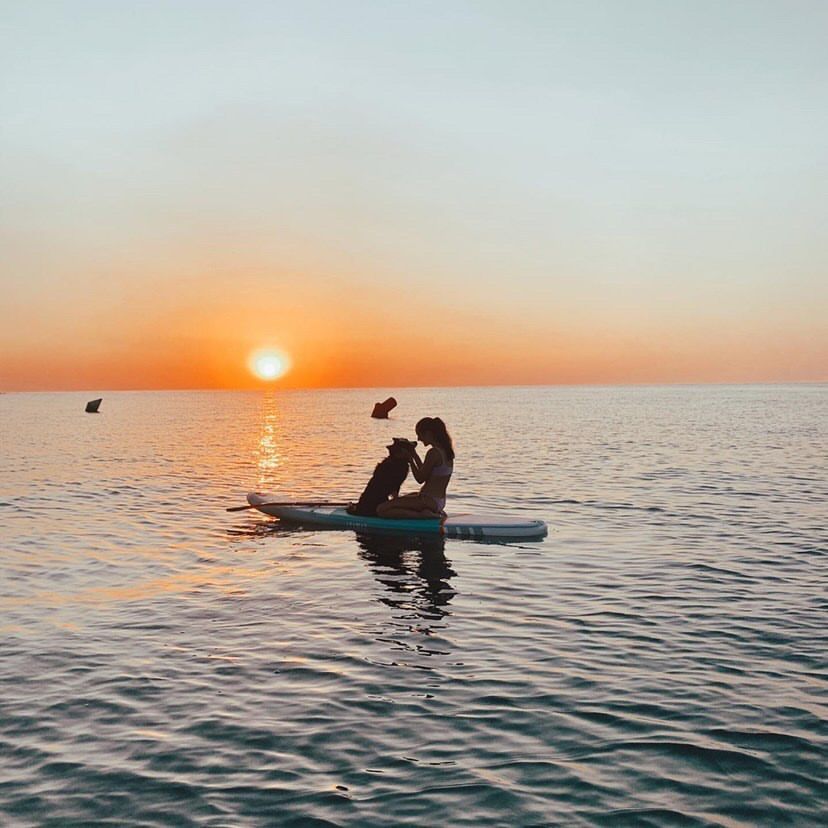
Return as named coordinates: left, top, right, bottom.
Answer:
left=85, top=398, right=102, bottom=413
left=371, top=396, right=397, bottom=418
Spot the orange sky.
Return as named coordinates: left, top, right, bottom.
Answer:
left=2, top=251, right=824, bottom=391
left=1, top=3, right=826, bottom=390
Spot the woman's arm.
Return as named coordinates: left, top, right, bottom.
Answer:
left=409, top=447, right=438, bottom=484
left=408, top=447, right=423, bottom=474
left=408, top=448, right=426, bottom=483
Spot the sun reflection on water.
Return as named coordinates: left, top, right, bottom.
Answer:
left=257, top=392, right=283, bottom=487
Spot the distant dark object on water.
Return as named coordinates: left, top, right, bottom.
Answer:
left=85, top=398, right=102, bottom=413
left=371, top=397, right=397, bottom=419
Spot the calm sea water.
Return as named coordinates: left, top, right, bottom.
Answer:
left=1, top=386, right=826, bottom=826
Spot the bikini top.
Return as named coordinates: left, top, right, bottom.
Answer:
left=430, top=448, right=453, bottom=479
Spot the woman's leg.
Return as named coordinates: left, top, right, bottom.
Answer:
left=379, top=507, right=439, bottom=519
left=377, top=493, right=425, bottom=513
left=377, top=493, right=441, bottom=519
left=379, top=505, right=443, bottom=519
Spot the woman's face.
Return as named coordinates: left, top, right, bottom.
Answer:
left=416, top=427, right=432, bottom=446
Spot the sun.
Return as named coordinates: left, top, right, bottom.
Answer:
left=248, top=348, right=291, bottom=382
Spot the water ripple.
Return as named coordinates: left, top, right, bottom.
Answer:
left=0, top=386, right=826, bottom=825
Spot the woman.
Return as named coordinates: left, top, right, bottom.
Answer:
left=377, top=417, right=454, bottom=519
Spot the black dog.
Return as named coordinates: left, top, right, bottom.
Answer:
left=348, top=438, right=414, bottom=516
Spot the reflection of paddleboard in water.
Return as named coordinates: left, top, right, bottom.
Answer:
left=355, top=532, right=455, bottom=619
left=247, top=492, right=548, bottom=540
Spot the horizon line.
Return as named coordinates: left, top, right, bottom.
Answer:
left=3, top=379, right=826, bottom=394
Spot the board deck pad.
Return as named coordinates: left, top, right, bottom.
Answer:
left=247, top=493, right=548, bottom=540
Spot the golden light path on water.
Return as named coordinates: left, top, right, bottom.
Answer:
left=257, top=392, right=282, bottom=486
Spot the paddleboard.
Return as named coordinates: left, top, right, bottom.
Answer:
left=247, top=493, right=548, bottom=540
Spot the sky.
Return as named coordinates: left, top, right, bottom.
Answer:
left=1, top=0, right=826, bottom=390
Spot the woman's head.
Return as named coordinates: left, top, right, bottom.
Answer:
left=415, top=417, right=454, bottom=461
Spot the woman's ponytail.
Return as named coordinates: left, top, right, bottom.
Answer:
left=428, top=416, right=455, bottom=462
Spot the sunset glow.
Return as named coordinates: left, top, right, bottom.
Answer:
left=249, top=349, right=291, bottom=382
left=0, top=3, right=825, bottom=391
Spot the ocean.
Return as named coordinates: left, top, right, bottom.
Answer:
left=1, top=385, right=825, bottom=826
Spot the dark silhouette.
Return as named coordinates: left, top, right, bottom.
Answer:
left=371, top=397, right=397, bottom=418
left=347, top=438, right=415, bottom=516
left=356, top=532, right=455, bottom=622
left=377, top=417, right=454, bottom=519
left=85, top=398, right=102, bottom=413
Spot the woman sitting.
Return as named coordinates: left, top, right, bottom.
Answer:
left=377, top=417, right=454, bottom=519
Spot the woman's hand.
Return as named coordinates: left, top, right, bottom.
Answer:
left=409, top=446, right=439, bottom=484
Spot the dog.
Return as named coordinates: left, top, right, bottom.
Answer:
left=347, top=438, right=415, bottom=516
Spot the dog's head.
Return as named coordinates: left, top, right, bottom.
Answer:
left=386, top=437, right=417, bottom=457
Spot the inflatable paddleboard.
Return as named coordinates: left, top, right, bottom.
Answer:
left=247, top=493, right=548, bottom=540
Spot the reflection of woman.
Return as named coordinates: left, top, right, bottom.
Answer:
left=356, top=532, right=455, bottom=620
left=377, top=417, right=454, bottom=519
